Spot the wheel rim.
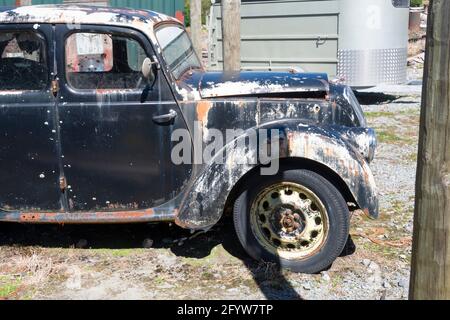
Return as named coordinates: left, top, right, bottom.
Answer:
left=250, top=182, right=329, bottom=260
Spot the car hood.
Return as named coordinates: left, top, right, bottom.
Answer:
left=182, top=71, right=330, bottom=99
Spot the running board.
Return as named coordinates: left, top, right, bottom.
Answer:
left=0, top=208, right=177, bottom=224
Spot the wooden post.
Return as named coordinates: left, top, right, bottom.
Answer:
left=221, top=0, right=241, bottom=71
left=190, top=0, right=202, bottom=59
left=409, top=0, right=450, bottom=300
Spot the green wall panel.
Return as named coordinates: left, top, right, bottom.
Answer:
left=0, top=0, right=184, bottom=17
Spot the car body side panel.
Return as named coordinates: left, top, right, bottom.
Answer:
left=175, top=121, right=378, bottom=230
left=174, top=95, right=378, bottom=229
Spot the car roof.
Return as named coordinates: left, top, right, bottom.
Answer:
left=0, top=4, right=179, bottom=28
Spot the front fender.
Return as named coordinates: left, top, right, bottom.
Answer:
left=175, top=122, right=378, bottom=230
left=285, top=125, right=378, bottom=218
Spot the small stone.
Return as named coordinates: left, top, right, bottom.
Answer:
left=178, top=241, right=184, bottom=246
left=404, top=222, right=414, bottom=233
left=399, top=254, right=407, bottom=260
left=76, top=239, right=88, bottom=249
left=321, top=272, right=331, bottom=282
left=368, top=274, right=382, bottom=286
left=162, top=238, right=172, bottom=244
left=302, top=283, right=311, bottom=290
left=398, top=279, right=408, bottom=288
left=362, top=259, right=371, bottom=267
left=382, top=281, right=391, bottom=288
left=368, top=261, right=380, bottom=271
left=142, top=238, right=153, bottom=248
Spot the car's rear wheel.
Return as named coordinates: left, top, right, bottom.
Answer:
left=233, top=168, right=349, bottom=273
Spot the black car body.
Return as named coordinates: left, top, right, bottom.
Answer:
left=0, top=5, right=377, bottom=273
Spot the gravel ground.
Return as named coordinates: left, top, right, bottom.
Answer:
left=0, top=79, right=422, bottom=300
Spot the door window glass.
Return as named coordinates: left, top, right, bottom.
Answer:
left=0, top=31, right=48, bottom=91
left=155, top=25, right=202, bottom=79
left=65, top=32, right=147, bottom=90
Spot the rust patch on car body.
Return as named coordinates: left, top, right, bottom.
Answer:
left=0, top=207, right=178, bottom=224
left=196, top=100, right=213, bottom=125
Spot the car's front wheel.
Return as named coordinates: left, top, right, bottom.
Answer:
left=233, top=168, right=349, bottom=274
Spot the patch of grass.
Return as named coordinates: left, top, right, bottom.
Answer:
left=360, top=240, right=401, bottom=258
left=365, top=111, right=394, bottom=118
left=154, top=276, right=165, bottom=285
left=201, top=271, right=215, bottom=280
left=183, top=257, right=209, bottom=267
left=377, top=130, right=402, bottom=143
left=403, top=152, right=417, bottom=162
left=0, top=276, right=21, bottom=299
left=392, top=200, right=406, bottom=213
left=91, top=248, right=144, bottom=257
left=376, top=128, right=417, bottom=145
left=331, top=274, right=343, bottom=288
left=182, top=244, right=239, bottom=267
left=365, top=109, right=420, bottom=119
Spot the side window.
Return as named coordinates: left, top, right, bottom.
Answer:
left=0, top=31, right=48, bottom=91
left=65, top=32, right=147, bottom=90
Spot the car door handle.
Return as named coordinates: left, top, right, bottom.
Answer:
left=152, top=109, right=177, bottom=125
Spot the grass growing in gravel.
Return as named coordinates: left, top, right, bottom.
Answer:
left=0, top=276, right=21, bottom=299
left=331, top=274, right=343, bottom=288
left=365, top=109, right=419, bottom=119
left=91, top=248, right=146, bottom=257
left=376, top=128, right=417, bottom=145
left=404, top=152, right=418, bottom=162
left=360, top=241, right=401, bottom=258
left=365, top=111, right=395, bottom=118
left=377, top=130, right=403, bottom=143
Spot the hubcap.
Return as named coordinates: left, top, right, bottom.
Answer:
left=250, top=182, right=329, bottom=260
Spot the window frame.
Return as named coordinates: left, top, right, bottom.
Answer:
left=0, top=27, right=51, bottom=93
left=62, top=27, right=153, bottom=93
left=154, top=22, right=203, bottom=81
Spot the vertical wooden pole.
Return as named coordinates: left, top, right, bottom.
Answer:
left=221, top=0, right=241, bottom=71
left=409, top=0, right=450, bottom=300
left=190, top=0, right=202, bottom=59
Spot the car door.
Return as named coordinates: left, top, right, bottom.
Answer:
left=0, top=24, right=63, bottom=211
left=55, top=25, right=192, bottom=212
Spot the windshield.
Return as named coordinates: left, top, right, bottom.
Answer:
left=155, top=25, right=202, bottom=79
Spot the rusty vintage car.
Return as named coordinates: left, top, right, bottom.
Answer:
left=0, top=5, right=377, bottom=273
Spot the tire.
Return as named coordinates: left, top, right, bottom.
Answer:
left=233, top=168, right=349, bottom=274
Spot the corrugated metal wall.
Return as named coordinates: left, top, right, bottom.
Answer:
left=111, top=0, right=183, bottom=15
left=208, top=0, right=339, bottom=76
left=0, top=0, right=184, bottom=18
